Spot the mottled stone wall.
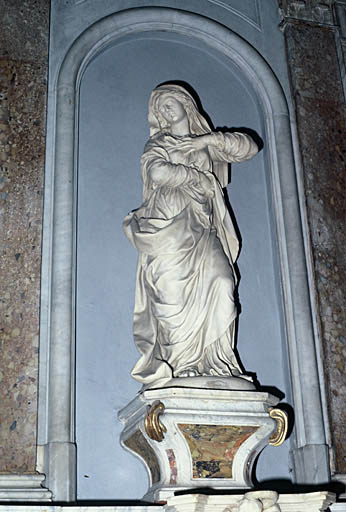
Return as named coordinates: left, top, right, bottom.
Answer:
left=281, top=10, right=346, bottom=475
left=0, top=0, right=49, bottom=472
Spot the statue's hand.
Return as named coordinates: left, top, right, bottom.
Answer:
left=175, top=134, right=214, bottom=153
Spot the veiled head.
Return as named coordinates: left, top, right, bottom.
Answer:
left=157, top=95, right=187, bottom=127
left=148, top=84, right=211, bottom=137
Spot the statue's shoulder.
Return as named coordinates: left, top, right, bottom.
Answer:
left=143, top=134, right=167, bottom=153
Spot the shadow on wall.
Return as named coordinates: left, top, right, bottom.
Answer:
left=174, top=480, right=344, bottom=496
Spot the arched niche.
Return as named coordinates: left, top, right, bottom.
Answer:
left=37, top=7, right=329, bottom=501
left=77, top=31, right=286, bottom=499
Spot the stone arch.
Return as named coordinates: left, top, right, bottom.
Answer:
left=38, top=7, right=329, bottom=500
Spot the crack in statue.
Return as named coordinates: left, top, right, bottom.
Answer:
left=124, top=84, right=258, bottom=390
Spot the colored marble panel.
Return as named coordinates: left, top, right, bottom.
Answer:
left=124, top=430, right=160, bottom=484
left=166, top=449, right=177, bottom=484
left=178, top=423, right=258, bottom=479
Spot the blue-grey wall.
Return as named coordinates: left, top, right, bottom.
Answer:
left=76, top=32, right=291, bottom=499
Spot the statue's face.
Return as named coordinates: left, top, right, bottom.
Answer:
left=158, top=95, right=187, bottom=126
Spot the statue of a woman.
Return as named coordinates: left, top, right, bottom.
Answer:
left=124, top=84, right=258, bottom=389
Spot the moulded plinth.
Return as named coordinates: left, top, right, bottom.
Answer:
left=118, top=386, right=284, bottom=502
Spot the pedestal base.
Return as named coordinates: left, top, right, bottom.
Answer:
left=119, top=387, right=285, bottom=501
left=165, top=491, right=336, bottom=512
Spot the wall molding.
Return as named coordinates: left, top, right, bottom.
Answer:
left=278, top=0, right=335, bottom=25
left=0, top=475, right=52, bottom=502
left=208, top=0, right=262, bottom=31
left=38, top=6, right=330, bottom=500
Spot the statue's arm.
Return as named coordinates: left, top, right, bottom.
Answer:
left=149, top=157, right=189, bottom=186
left=208, top=132, right=258, bottom=163
left=145, top=152, right=212, bottom=193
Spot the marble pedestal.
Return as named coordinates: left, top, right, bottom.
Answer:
left=165, top=491, right=336, bottom=512
left=118, top=387, right=287, bottom=502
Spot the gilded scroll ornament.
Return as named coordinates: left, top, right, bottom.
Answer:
left=144, top=400, right=167, bottom=442
left=268, top=408, right=288, bottom=446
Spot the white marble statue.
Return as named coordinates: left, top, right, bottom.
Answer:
left=123, top=84, right=258, bottom=389
left=227, top=491, right=281, bottom=512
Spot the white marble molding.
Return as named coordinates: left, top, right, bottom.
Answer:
left=37, top=6, right=330, bottom=501
left=0, top=475, right=52, bottom=502
left=330, top=504, right=346, bottom=512
left=0, top=492, right=337, bottom=511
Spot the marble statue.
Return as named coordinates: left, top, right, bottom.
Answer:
left=123, top=84, right=258, bottom=389
left=227, top=491, right=281, bottom=512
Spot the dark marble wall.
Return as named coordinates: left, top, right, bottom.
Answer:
left=281, top=9, right=346, bottom=475
left=0, top=0, right=49, bottom=472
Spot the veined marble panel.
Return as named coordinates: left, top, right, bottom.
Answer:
left=124, top=430, right=160, bottom=485
left=178, top=424, right=258, bottom=479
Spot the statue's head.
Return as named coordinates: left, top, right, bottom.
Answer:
left=148, top=84, right=211, bottom=137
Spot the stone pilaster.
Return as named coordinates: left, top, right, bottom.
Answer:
left=0, top=0, right=49, bottom=473
left=278, top=0, right=346, bottom=482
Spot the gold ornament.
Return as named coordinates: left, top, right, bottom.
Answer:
left=144, top=400, right=167, bottom=442
left=269, top=408, right=288, bottom=446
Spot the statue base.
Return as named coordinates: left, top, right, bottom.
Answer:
left=164, top=491, right=336, bottom=512
left=143, top=375, right=256, bottom=391
left=118, top=386, right=287, bottom=502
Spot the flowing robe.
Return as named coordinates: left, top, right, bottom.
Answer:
left=123, top=131, right=258, bottom=387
